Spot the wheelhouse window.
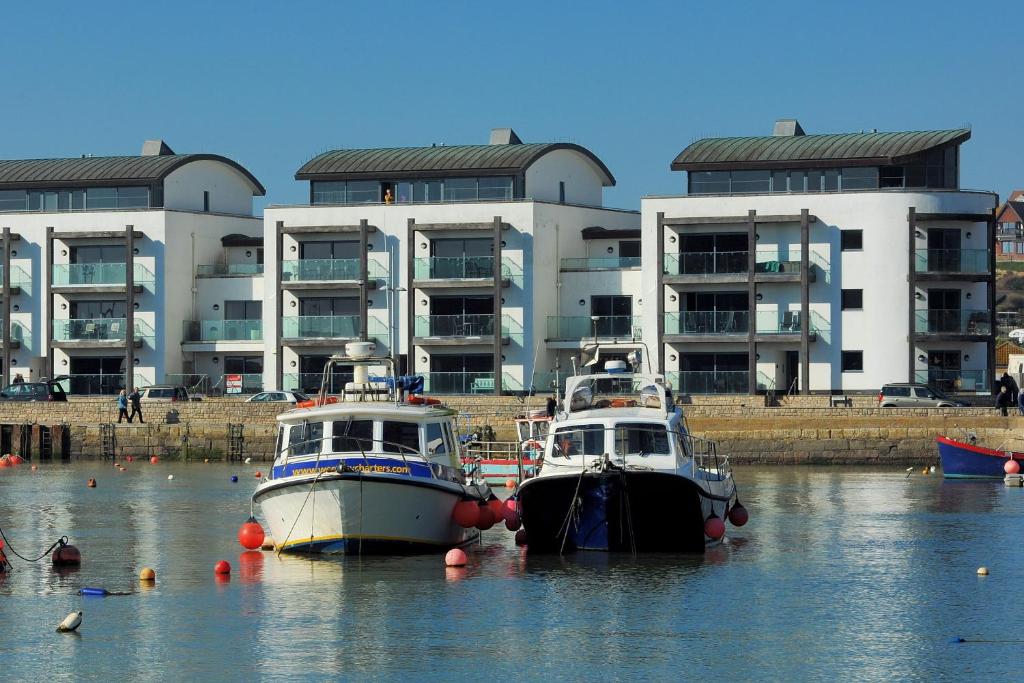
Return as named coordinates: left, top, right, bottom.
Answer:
left=288, top=421, right=323, bottom=456
left=553, top=424, right=604, bottom=457
left=614, top=422, right=671, bottom=456
left=425, top=422, right=455, bottom=466
left=332, top=419, right=374, bottom=453
left=381, top=421, right=420, bottom=455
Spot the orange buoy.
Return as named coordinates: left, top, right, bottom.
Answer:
left=476, top=505, right=496, bottom=531
left=149, top=456, right=159, bottom=464
left=214, top=560, right=231, bottom=575
left=0, top=460, right=10, bottom=469
left=9, top=455, right=24, bottom=465
left=487, top=498, right=504, bottom=523
left=1006, top=459, right=1021, bottom=475
left=444, top=548, right=468, bottom=567
left=139, top=567, right=156, bottom=581
left=87, top=478, right=97, bottom=488
left=504, top=478, right=516, bottom=489
left=254, top=471, right=263, bottom=478
left=30, top=464, right=37, bottom=471
left=238, top=517, right=266, bottom=550
left=52, top=544, right=82, bottom=566
left=453, top=501, right=480, bottom=528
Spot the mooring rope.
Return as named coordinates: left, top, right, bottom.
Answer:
left=0, top=525, right=68, bottom=563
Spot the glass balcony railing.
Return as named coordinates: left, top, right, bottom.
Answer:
left=59, top=374, right=134, bottom=396
left=665, top=370, right=749, bottom=394
left=281, top=315, right=360, bottom=339
left=560, top=256, right=641, bottom=271
left=283, top=372, right=355, bottom=394
left=415, top=314, right=496, bottom=337
left=754, top=249, right=829, bottom=278
left=914, top=249, right=989, bottom=274
left=196, top=263, right=264, bottom=277
left=422, top=372, right=496, bottom=394
left=0, top=265, right=30, bottom=288
left=913, top=369, right=988, bottom=394
left=52, top=317, right=154, bottom=342
left=546, top=316, right=641, bottom=341
left=281, top=259, right=387, bottom=282
left=914, top=309, right=991, bottom=336
left=413, top=256, right=519, bottom=280
left=52, top=262, right=155, bottom=286
left=183, top=319, right=263, bottom=342
left=665, top=311, right=749, bottom=335
left=664, top=251, right=747, bottom=276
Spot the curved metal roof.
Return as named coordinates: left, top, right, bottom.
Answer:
left=0, top=154, right=265, bottom=195
left=296, top=143, right=615, bottom=186
left=671, top=129, right=970, bottom=171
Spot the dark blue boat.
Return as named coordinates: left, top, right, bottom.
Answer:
left=936, top=436, right=1023, bottom=479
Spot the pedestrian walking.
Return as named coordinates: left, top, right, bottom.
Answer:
left=1017, top=387, right=1024, bottom=416
left=12, top=373, right=23, bottom=384
left=117, top=389, right=130, bottom=423
left=1003, top=372, right=1020, bottom=405
left=128, top=388, right=144, bottom=424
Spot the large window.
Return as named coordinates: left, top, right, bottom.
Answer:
left=224, top=300, right=261, bottom=320
left=332, top=419, right=374, bottom=453
left=288, top=421, right=323, bottom=456
left=0, top=186, right=150, bottom=212
left=840, top=230, right=863, bottom=251
left=553, top=424, right=604, bottom=457
left=311, top=176, right=514, bottom=205
left=381, top=421, right=420, bottom=454
left=614, top=423, right=670, bottom=456
left=70, top=245, right=125, bottom=264
left=300, top=240, right=359, bottom=260
left=841, top=351, right=864, bottom=372
left=841, top=289, right=863, bottom=310
left=70, top=300, right=126, bottom=319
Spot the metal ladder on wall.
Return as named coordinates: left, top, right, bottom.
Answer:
left=100, top=423, right=116, bottom=460
left=228, top=423, right=244, bottom=461
left=39, top=426, right=52, bottom=459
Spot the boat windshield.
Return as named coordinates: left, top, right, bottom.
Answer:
left=552, top=424, right=604, bottom=457
left=332, top=419, right=373, bottom=452
left=614, top=422, right=671, bottom=456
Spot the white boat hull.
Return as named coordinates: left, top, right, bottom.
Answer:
left=254, top=473, right=479, bottom=554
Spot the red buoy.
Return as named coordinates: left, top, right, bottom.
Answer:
left=238, top=517, right=266, bottom=550
left=504, top=478, right=516, bottom=488
left=444, top=548, right=467, bottom=567
left=8, top=455, right=24, bottom=465
left=476, top=505, right=496, bottom=531
left=503, top=497, right=519, bottom=518
left=1006, top=459, right=1021, bottom=475
left=704, top=514, right=725, bottom=540
left=728, top=503, right=749, bottom=527
left=52, top=544, right=82, bottom=566
left=514, top=528, right=528, bottom=546
left=149, top=456, right=159, bottom=464
left=504, top=512, right=522, bottom=531
left=87, top=478, right=97, bottom=488
left=126, top=455, right=134, bottom=462
left=254, top=471, right=263, bottom=479
left=214, top=560, right=231, bottom=575
left=0, top=458, right=10, bottom=469
left=487, top=498, right=504, bottom=523
left=452, top=501, right=480, bottom=528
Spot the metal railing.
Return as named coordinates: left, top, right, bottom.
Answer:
left=914, top=309, right=991, bottom=336
left=546, top=315, right=641, bottom=340
left=665, top=370, right=750, bottom=394
left=560, top=256, right=641, bottom=271
left=0, top=265, right=30, bottom=288
left=53, top=317, right=155, bottom=342
left=183, top=319, right=263, bottom=342
left=196, top=263, right=264, bottom=277
left=913, top=369, right=988, bottom=394
left=664, top=251, right=747, bottom=276
left=281, top=258, right=387, bottom=281
left=665, top=311, right=749, bottom=335
left=914, top=248, right=989, bottom=274
left=422, top=372, right=496, bottom=394
left=52, top=262, right=155, bottom=286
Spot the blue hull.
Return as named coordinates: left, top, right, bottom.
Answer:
left=936, top=436, right=1023, bottom=479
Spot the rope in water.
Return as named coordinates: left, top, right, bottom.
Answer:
left=0, top=524, right=68, bottom=563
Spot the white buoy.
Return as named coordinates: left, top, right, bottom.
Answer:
left=244, top=457, right=252, bottom=464
left=56, top=611, right=82, bottom=633
left=930, top=466, right=936, bottom=473
left=167, top=474, right=174, bottom=480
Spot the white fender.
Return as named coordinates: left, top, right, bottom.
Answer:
left=56, top=611, right=82, bottom=633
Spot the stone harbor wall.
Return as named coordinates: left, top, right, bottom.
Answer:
left=0, top=396, right=1017, bottom=465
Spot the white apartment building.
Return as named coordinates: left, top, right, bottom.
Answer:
left=642, top=120, right=997, bottom=395
left=0, top=140, right=264, bottom=394
left=261, top=128, right=640, bottom=396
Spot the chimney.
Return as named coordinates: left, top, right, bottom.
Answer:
left=772, top=119, right=805, bottom=137
left=489, top=128, right=522, bottom=145
left=141, top=139, right=176, bottom=156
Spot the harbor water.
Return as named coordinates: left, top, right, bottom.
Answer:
left=1, top=462, right=1022, bottom=680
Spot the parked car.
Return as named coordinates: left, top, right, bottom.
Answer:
left=245, top=390, right=310, bottom=403
left=139, top=385, right=194, bottom=402
left=0, top=379, right=68, bottom=402
left=877, top=383, right=967, bottom=408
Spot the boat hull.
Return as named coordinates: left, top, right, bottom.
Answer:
left=518, top=470, right=733, bottom=553
left=937, top=436, right=1024, bottom=479
left=254, top=473, right=478, bottom=554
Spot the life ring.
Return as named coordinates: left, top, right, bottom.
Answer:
left=407, top=395, right=441, bottom=406
left=609, top=398, right=637, bottom=408
left=296, top=396, right=339, bottom=408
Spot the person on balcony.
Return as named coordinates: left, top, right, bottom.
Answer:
left=384, top=188, right=394, bottom=204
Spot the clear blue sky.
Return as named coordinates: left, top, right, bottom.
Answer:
left=0, top=2, right=1015, bottom=211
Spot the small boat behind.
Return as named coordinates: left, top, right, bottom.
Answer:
left=936, top=435, right=1024, bottom=479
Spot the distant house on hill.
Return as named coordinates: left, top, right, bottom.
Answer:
left=997, top=191, right=1024, bottom=259
left=996, top=339, right=1024, bottom=375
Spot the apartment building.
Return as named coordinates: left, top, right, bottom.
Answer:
left=642, top=120, right=997, bottom=394
left=0, top=140, right=264, bottom=393
left=262, top=128, right=639, bottom=396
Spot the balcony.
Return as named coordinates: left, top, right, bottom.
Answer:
left=0, top=265, right=30, bottom=290
left=913, top=309, right=991, bottom=338
left=282, top=315, right=359, bottom=339
left=546, top=316, right=641, bottom=341
left=422, top=372, right=496, bottom=394
left=665, top=311, right=749, bottom=339
left=663, top=251, right=747, bottom=282
left=560, top=256, right=641, bottom=271
left=665, top=370, right=750, bottom=394
left=0, top=320, right=28, bottom=348
left=755, top=249, right=827, bottom=283
left=183, top=319, right=262, bottom=343
left=196, top=263, right=264, bottom=277
left=281, top=258, right=387, bottom=284
left=52, top=318, right=154, bottom=346
left=914, top=249, right=989, bottom=276
left=412, top=256, right=520, bottom=287
left=52, top=263, right=155, bottom=289
left=914, top=369, right=988, bottom=394
left=754, top=310, right=829, bottom=341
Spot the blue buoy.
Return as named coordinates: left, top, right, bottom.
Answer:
left=230, top=475, right=238, bottom=483
left=949, top=636, right=965, bottom=644
left=79, top=587, right=109, bottom=596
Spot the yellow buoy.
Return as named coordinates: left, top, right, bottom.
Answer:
left=977, top=566, right=989, bottom=576
left=139, top=567, right=156, bottom=581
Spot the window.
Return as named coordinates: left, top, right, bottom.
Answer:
left=346, top=181, right=378, bottom=204
left=615, top=423, right=670, bottom=456
left=592, top=295, right=633, bottom=336
left=0, top=190, right=26, bottom=212
left=203, top=191, right=210, bottom=212
left=224, top=300, right=261, bottom=320
left=823, top=170, right=839, bottom=192
left=619, top=240, right=641, bottom=259
left=730, top=170, right=770, bottom=194
left=312, top=181, right=346, bottom=204
left=70, top=300, right=126, bottom=319
left=841, top=167, right=878, bottom=190
left=424, top=422, right=452, bottom=464
left=553, top=424, right=604, bottom=457
left=882, top=386, right=911, bottom=397
left=443, top=178, right=477, bottom=202
left=478, top=177, right=513, bottom=200
left=288, top=421, right=324, bottom=456
left=85, top=187, right=118, bottom=209
left=841, top=289, right=863, bottom=310
left=71, top=245, right=125, bottom=264
left=332, top=419, right=374, bottom=453
left=116, top=186, right=149, bottom=208
left=381, top=421, right=420, bottom=454
left=558, top=181, right=566, bottom=203
left=688, top=171, right=730, bottom=195
left=771, top=171, right=788, bottom=193
left=841, top=351, right=863, bottom=372
left=806, top=170, right=822, bottom=193
left=789, top=171, right=806, bottom=193
left=840, top=230, right=863, bottom=251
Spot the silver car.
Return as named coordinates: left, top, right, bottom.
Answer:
left=877, top=383, right=967, bottom=408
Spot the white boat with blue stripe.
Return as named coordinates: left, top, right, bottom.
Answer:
left=253, top=342, right=490, bottom=554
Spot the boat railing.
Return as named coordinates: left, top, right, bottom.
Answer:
left=683, top=432, right=731, bottom=482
